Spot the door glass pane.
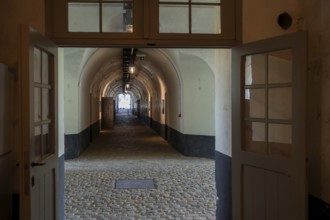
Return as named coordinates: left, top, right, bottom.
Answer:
left=102, top=3, right=133, bottom=32
left=68, top=3, right=100, bottom=32
left=159, top=5, right=189, bottom=33
left=192, top=5, right=221, bottom=34
left=159, top=0, right=188, bottom=2
left=42, top=89, right=50, bottom=120
left=245, top=54, right=266, bottom=85
left=42, top=51, right=49, bottom=84
left=34, top=88, right=41, bottom=122
left=268, top=87, right=292, bottom=120
left=34, top=126, right=42, bottom=161
left=42, top=125, right=51, bottom=155
left=244, top=89, right=266, bottom=118
left=192, top=0, right=221, bottom=2
left=68, top=0, right=98, bottom=1
left=268, top=50, right=292, bottom=84
left=268, top=124, right=292, bottom=158
left=34, top=48, right=41, bottom=83
left=244, top=121, right=267, bottom=154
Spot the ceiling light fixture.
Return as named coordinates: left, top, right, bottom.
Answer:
left=128, top=65, right=135, bottom=74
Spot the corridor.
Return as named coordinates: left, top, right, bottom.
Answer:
left=64, top=113, right=216, bottom=220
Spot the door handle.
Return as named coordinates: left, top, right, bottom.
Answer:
left=31, top=162, right=45, bottom=167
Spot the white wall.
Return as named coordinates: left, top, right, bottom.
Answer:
left=63, top=48, right=104, bottom=135
left=79, top=84, right=92, bottom=131
left=178, top=51, right=215, bottom=136
left=58, top=48, right=65, bottom=156
left=214, top=50, right=232, bottom=156
left=139, top=49, right=182, bottom=132
left=161, top=49, right=219, bottom=136
left=158, top=78, right=167, bottom=125
left=63, top=48, right=84, bottom=134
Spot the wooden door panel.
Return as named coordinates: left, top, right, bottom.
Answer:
left=264, top=172, right=278, bottom=220
left=31, top=168, right=55, bottom=220
left=242, top=165, right=291, bottom=220
left=101, top=97, right=114, bottom=129
left=44, top=169, right=55, bottom=220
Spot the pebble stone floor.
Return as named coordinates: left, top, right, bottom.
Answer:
left=65, top=113, right=216, bottom=220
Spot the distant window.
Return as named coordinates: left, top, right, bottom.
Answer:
left=118, top=94, right=131, bottom=109
left=68, top=0, right=134, bottom=33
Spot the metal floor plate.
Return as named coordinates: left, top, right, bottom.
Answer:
left=115, top=179, right=155, bottom=189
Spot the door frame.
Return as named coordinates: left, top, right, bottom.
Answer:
left=19, top=24, right=59, bottom=220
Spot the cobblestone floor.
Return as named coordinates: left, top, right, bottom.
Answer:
left=65, top=113, right=216, bottom=220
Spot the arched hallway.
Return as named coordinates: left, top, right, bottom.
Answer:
left=2, top=1, right=330, bottom=219
left=64, top=113, right=216, bottom=219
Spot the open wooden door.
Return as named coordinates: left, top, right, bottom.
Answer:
left=19, top=25, right=58, bottom=220
left=101, top=97, right=114, bottom=130
left=232, top=32, right=307, bottom=220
